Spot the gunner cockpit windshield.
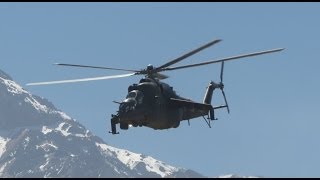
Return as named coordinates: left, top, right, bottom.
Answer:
left=126, top=90, right=144, bottom=104
left=119, top=90, right=144, bottom=113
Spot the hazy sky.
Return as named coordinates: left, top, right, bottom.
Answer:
left=1, top=2, right=320, bottom=178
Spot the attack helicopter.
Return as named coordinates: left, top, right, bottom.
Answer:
left=27, top=39, right=284, bottom=134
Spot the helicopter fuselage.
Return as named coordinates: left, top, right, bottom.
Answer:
left=111, top=77, right=209, bottom=132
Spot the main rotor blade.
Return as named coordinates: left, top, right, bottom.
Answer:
left=154, top=72, right=169, bottom=80
left=161, top=48, right=285, bottom=71
left=26, top=73, right=135, bottom=86
left=156, top=39, right=222, bottom=70
left=54, top=63, right=139, bottom=72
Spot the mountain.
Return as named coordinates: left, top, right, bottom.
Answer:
left=0, top=69, right=204, bottom=178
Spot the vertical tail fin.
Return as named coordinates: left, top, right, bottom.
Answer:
left=203, top=62, right=230, bottom=120
left=203, top=81, right=216, bottom=104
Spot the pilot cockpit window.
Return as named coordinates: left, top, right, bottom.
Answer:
left=126, top=91, right=137, bottom=99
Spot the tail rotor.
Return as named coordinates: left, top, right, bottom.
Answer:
left=219, top=61, right=230, bottom=114
left=205, top=61, right=230, bottom=122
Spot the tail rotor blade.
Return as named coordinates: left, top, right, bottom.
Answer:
left=221, top=89, right=230, bottom=114
left=219, top=61, right=229, bottom=113
left=220, top=61, right=224, bottom=83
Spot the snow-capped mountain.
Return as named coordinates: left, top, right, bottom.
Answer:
left=0, top=69, right=204, bottom=178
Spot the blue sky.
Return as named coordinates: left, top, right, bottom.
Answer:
left=1, top=2, right=320, bottom=177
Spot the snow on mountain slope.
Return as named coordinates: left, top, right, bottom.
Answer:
left=216, top=174, right=260, bottom=178
left=0, top=136, right=10, bottom=157
left=0, top=69, right=204, bottom=178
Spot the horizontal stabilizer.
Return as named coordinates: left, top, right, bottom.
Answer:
left=212, top=105, right=228, bottom=110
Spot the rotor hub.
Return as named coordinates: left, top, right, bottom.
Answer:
left=219, top=82, right=224, bottom=89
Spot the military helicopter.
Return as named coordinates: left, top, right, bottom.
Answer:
left=27, top=39, right=284, bottom=134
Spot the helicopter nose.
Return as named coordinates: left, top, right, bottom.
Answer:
left=119, top=98, right=137, bottom=113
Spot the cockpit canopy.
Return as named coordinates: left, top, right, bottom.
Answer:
left=119, top=90, right=144, bottom=113
left=139, top=78, right=153, bottom=83
left=126, top=90, right=144, bottom=104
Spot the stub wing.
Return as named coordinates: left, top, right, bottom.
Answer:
left=169, top=98, right=212, bottom=120
left=169, top=98, right=212, bottom=111
left=169, top=98, right=228, bottom=121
